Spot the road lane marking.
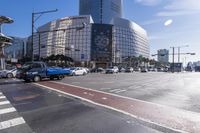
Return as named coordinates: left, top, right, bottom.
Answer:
left=0, top=107, right=16, bottom=115
left=0, top=101, right=10, bottom=106
left=0, top=96, right=6, bottom=99
left=0, top=117, right=26, bottom=130
left=109, top=89, right=121, bottom=92
left=35, top=83, right=187, bottom=133
left=115, top=89, right=127, bottom=93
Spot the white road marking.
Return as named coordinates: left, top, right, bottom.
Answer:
left=109, top=89, right=121, bottom=92
left=0, top=117, right=26, bottom=130
left=102, top=97, right=107, bottom=100
left=115, top=89, right=127, bottom=93
left=83, top=92, right=88, bottom=94
left=0, top=101, right=10, bottom=106
left=0, top=96, right=6, bottom=99
left=35, top=83, right=187, bottom=133
left=0, top=107, right=16, bottom=115
left=88, top=93, right=94, bottom=96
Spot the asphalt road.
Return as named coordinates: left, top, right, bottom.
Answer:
left=59, top=72, right=200, bottom=113
left=0, top=78, right=161, bottom=133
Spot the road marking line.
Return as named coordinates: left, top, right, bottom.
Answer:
left=115, top=90, right=127, bottom=93
left=109, top=89, right=121, bottom=92
left=0, top=107, right=16, bottom=115
left=0, top=117, right=25, bottom=130
left=0, top=96, right=6, bottom=99
left=0, top=101, right=10, bottom=106
left=35, top=83, right=187, bottom=133
left=102, top=97, right=107, bottom=100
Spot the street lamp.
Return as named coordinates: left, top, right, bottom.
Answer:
left=177, top=45, right=189, bottom=63
left=32, top=9, right=58, bottom=61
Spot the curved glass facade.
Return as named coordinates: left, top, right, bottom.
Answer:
left=79, top=0, right=122, bottom=24
left=112, top=18, right=149, bottom=60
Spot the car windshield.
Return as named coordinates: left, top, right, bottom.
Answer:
left=70, top=67, right=76, bottom=70
left=1, top=0, right=200, bottom=133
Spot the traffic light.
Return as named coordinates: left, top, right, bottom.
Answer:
left=0, top=36, right=12, bottom=44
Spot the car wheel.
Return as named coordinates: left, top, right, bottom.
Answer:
left=83, top=72, right=86, bottom=76
left=72, top=72, right=76, bottom=76
left=57, top=75, right=64, bottom=80
left=7, top=73, right=13, bottom=78
left=50, top=76, right=54, bottom=80
left=33, top=76, right=41, bottom=82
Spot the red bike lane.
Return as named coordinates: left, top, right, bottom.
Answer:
left=35, top=81, right=200, bottom=133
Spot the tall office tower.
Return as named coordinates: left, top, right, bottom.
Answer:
left=79, top=0, right=123, bottom=24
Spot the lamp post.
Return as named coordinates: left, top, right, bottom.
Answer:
left=32, top=9, right=58, bottom=61
left=177, top=45, right=189, bottom=63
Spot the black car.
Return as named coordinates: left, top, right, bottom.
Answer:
left=90, top=67, right=105, bottom=73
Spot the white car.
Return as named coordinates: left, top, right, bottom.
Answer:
left=1, top=68, right=18, bottom=78
left=106, top=66, right=119, bottom=74
left=70, top=67, right=87, bottom=76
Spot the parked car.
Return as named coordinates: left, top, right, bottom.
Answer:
left=119, top=67, right=126, bottom=73
left=141, top=68, right=148, bottom=73
left=70, top=67, right=87, bottom=76
left=157, top=67, right=164, bottom=72
left=0, top=70, right=3, bottom=78
left=90, top=67, right=105, bottom=73
left=1, top=68, right=18, bottom=78
left=134, top=67, right=141, bottom=72
left=105, top=66, right=119, bottom=74
left=83, top=67, right=90, bottom=74
left=125, top=67, right=134, bottom=73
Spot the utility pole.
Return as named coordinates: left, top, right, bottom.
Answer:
left=172, top=47, right=175, bottom=73
left=31, top=9, right=58, bottom=61
left=177, top=45, right=189, bottom=63
left=31, top=13, right=34, bottom=61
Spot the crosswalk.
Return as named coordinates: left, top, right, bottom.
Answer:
left=0, top=92, right=33, bottom=133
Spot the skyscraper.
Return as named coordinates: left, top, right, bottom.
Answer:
left=79, top=0, right=123, bottom=24
left=157, top=49, right=169, bottom=64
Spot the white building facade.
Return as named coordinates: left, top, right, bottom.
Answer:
left=33, top=15, right=149, bottom=67
left=33, top=15, right=93, bottom=62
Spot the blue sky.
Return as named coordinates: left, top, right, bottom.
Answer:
left=1, top=0, right=200, bottom=63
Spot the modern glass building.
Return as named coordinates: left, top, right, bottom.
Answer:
left=79, top=0, right=122, bottom=24
left=157, top=49, right=169, bottom=64
left=33, top=15, right=93, bottom=63
left=33, top=15, right=149, bottom=68
left=112, top=18, right=149, bottom=60
left=4, top=37, right=26, bottom=62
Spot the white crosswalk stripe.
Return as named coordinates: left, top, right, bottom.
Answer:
left=0, top=96, right=6, bottom=99
left=0, top=101, right=10, bottom=106
left=0, top=92, right=31, bottom=132
left=0, top=117, right=26, bottom=130
left=0, top=107, right=16, bottom=115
